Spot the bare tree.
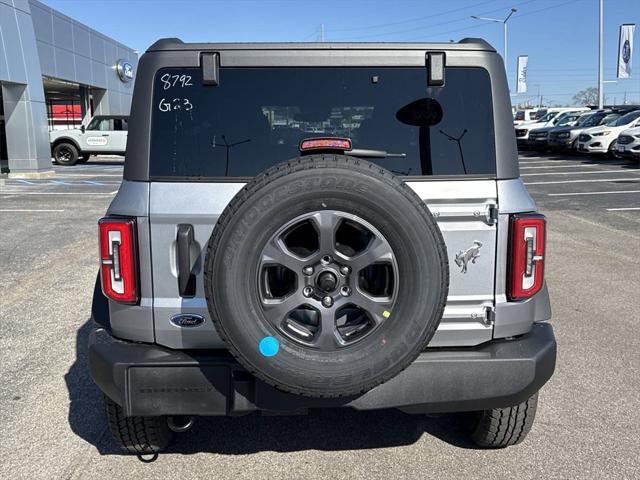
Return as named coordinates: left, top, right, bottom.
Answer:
left=573, top=87, right=598, bottom=106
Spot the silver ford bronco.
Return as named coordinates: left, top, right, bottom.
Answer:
left=89, top=38, right=556, bottom=454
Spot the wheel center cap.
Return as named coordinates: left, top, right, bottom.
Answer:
left=316, top=271, right=338, bottom=292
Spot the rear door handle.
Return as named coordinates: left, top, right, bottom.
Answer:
left=177, top=224, right=196, bottom=297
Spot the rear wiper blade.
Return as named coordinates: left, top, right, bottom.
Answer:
left=347, top=149, right=407, bottom=159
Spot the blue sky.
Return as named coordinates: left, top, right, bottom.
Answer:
left=45, top=0, right=640, bottom=105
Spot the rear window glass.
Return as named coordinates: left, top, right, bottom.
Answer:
left=149, top=67, right=496, bottom=178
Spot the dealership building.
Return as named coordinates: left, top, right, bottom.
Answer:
left=0, top=0, right=137, bottom=177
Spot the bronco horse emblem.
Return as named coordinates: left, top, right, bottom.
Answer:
left=455, top=241, right=483, bottom=274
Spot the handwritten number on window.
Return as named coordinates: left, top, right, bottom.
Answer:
left=160, top=73, right=193, bottom=90
left=158, top=98, right=193, bottom=112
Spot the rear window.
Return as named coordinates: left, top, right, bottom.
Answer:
left=149, top=67, right=496, bottom=178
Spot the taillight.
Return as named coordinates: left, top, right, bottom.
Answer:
left=508, top=213, right=546, bottom=301
left=99, top=217, right=138, bottom=304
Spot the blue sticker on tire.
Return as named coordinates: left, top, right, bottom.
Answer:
left=259, top=336, right=280, bottom=357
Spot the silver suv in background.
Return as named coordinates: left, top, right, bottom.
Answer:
left=548, top=110, right=621, bottom=152
left=515, top=107, right=588, bottom=147
left=527, top=111, right=587, bottom=151
left=50, top=115, right=128, bottom=165
left=89, top=38, right=556, bottom=454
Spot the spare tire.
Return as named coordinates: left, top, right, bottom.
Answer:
left=204, top=155, right=448, bottom=398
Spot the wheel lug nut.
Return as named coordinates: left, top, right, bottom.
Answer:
left=321, top=255, right=332, bottom=265
left=340, top=265, right=351, bottom=276
left=302, top=266, right=314, bottom=276
left=303, top=286, right=313, bottom=298
left=340, top=286, right=351, bottom=297
left=322, top=296, right=334, bottom=308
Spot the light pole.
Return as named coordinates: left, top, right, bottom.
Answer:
left=471, top=8, right=517, bottom=79
left=597, top=0, right=604, bottom=108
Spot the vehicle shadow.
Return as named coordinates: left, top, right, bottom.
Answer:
left=65, top=318, right=477, bottom=457
left=84, top=159, right=124, bottom=166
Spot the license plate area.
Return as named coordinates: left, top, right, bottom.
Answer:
left=127, top=365, right=230, bottom=416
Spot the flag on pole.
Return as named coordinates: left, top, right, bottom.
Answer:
left=617, top=24, right=635, bottom=78
left=516, top=55, right=528, bottom=93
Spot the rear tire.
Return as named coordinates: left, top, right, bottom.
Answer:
left=470, top=393, right=538, bottom=448
left=53, top=142, right=79, bottom=166
left=104, top=395, right=173, bottom=454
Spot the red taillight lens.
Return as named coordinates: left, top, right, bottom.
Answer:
left=99, top=217, right=138, bottom=304
left=299, top=137, right=352, bottom=152
left=509, top=213, right=546, bottom=301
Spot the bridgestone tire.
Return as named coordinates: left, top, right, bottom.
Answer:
left=470, top=393, right=539, bottom=448
left=204, top=155, right=449, bottom=398
left=104, top=395, right=173, bottom=454
left=53, top=142, right=79, bottom=166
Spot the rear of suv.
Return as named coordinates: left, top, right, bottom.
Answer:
left=89, top=39, right=556, bottom=454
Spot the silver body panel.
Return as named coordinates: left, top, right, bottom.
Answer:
left=145, top=179, right=499, bottom=349
left=108, top=174, right=549, bottom=348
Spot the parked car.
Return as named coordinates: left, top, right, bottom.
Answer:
left=515, top=107, right=589, bottom=148
left=89, top=38, right=556, bottom=454
left=527, top=111, right=587, bottom=151
left=615, top=126, right=640, bottom=160
left=577, top=110, right=640, bottom=157
left=548, top=110, right=620, bottom=152
left=50, top=115, right=128, bottom=166
left=513, top=109, right=540, bottom=126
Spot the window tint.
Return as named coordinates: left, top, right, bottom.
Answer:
left=113, top=118, right=128, bottom=131
left=88, top=118, right=113, bottom=131
left=538, top=112, right=556, bottom=123
left=608, top=110, right=640, bottom=126
left=149, top=67, right=496, bottom=178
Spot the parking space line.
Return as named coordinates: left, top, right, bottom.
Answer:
left=522, top=169, right=639, bottom=177
left=0, top=209, right=65, bottom=212
left=518, top=160, right=562, bottom=164
left=548, top=190, right=640, bottom=196
left=606, top=207, right=640, bottom=211
left=0, top=191, right=117, bottom=196
left=525, top=178, right=640, bottom=185
left=520, top=164, right=601, bottom=169
left=49, top=180, right=77, bottom=186
left=59, top=173, right=122, bottom=177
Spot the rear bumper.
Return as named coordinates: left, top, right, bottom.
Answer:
left=89, top=323, right=556, bottom=417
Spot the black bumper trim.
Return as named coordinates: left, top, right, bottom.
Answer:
left=89, top=323, right=556, bottom=416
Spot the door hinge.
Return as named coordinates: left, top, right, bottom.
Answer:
left=484, top=306, right=495, bottom=326
left=485, top=203, right=498, bottom=225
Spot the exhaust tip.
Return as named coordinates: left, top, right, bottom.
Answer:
left=167, top=415, right=195, bottom=433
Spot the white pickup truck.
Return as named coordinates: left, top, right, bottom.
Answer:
left=50, top=115, right=128, bottom=166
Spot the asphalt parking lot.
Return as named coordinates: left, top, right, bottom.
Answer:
left=1, top=154, right=639, bottom=479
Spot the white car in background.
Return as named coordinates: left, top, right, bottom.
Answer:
left=615, top=126, right=640, bottom=160
left=515, top=107, right=589, bottom=147
left=513, top=109, right=540, bottom=125
left=50, top=115, right=128, bottom=166
left=577, top=110, right=640, bottom=157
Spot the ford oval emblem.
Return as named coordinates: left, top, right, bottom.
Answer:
left=170, top=314, right=205, bottom=328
